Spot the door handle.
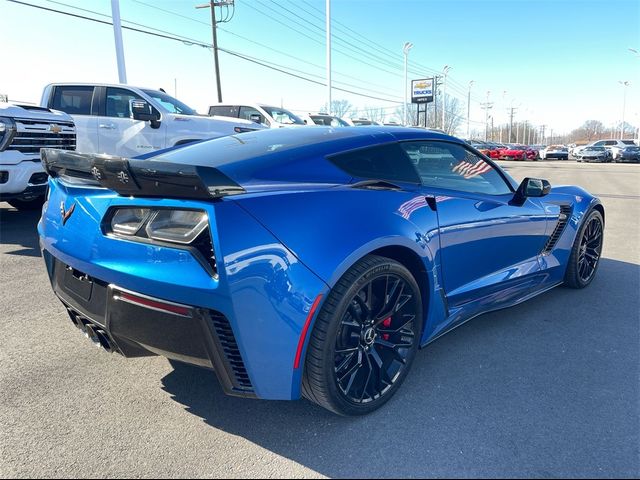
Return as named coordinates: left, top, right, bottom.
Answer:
left=99, top=123, right=116, bottom=130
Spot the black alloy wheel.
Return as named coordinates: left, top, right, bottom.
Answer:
left=302, top=255, right=422, bottom=416
left=333, top=272, right=418, bottom=404
left=564, top=209, right=604, bottom=288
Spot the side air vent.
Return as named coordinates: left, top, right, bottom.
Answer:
left=210, top=312, right=253, bottom=392
left=542, top=205, right=572, bottom=254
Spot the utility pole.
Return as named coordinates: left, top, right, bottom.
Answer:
left=110, top=0, right=127, bottom=83
left=508, top=106, right=517, bottom=143
left=326, top=0, right=332, bottom=115
left=490, top=116, right=494, bottom=141
left=433, top=76, right=442, bottom=129
left=540, top=125, right=546, bottom=144
left=480, top=91, right=493, bottom=142
left=196, top=1, right=235, bottom=103
left=467, top=80, right=474, bottom=139
left=442, top=65, right=451, bottom=132
left=550, top=128, right=554, bottom=145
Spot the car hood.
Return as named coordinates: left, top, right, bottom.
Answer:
left=0, top=102, right=74, bottom=123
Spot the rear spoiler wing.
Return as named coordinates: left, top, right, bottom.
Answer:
left=41, top=149, right=245, bottom=200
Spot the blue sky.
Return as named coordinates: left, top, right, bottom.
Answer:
left=3, top=0, right=639, bottom=135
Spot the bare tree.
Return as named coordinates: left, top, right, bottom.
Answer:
left=321, top=99, right=353, bottom=118
left=363, top=105, right=385, bottom=123
left=580, top=120, right=606, bottom=141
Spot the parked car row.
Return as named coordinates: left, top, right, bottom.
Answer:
left=572, top=139, right=638, bottom=162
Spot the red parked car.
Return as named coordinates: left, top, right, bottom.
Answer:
left=498, top=145, right=528, bottom=160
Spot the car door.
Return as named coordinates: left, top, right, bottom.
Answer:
left=49, top=85, right=98, bottom=154
left=97, top=87, right=166, bottom=157
left=400, top=140, right=549, bottom=310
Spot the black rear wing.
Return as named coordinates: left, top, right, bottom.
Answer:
left=41, top=149, right=245, bottom=200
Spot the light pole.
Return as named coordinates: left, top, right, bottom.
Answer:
left=442, top=65, right=451, bottom=132
left=110, top=0, right=127, bottom=84
left=326, top=0, right=332, bottom=115
left=466, top=80, right=474, bottom=139
left=500, top=90, right=507, bottom=142
left=402, top=42, right=413, bottom=126
left=619, top=80, right=630, bottom=139
left=629, top=48, right=639, bottom=58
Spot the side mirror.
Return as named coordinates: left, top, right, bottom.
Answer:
left=130, top=99, right=160, bottom=122
left=512, top=177, right=551, bottom=205
left=249, top=113, right=262, bottom=124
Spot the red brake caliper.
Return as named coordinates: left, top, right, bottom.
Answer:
left=382, top=317, right=392, bottom=340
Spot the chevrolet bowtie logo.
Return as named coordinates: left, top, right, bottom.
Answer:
left=49, top=124, right=62, bottom=134
left=60, top=201, right=76, bottom=226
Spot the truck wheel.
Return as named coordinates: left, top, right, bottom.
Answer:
left=8, top=196, right=45, bottom=211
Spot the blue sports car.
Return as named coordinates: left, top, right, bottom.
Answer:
left=38, top=127, right=604, bottom=416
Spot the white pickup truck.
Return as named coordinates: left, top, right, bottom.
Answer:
left=0, top=102, right=75, bottom=209
left=40, top=83, right=265, bottom=157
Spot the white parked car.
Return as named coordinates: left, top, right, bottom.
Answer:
left=539, top=145, right=569, bottom=160
left=588, top=139, right=637, bottom=160
left=208, top=103, right=307, bottom=128
left=40, top=84, right=264, bottom=157
left=0, top=102, right=75, bottom=209
left=305, top=112, right=350, bottom=127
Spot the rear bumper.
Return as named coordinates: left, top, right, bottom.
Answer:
left=43, top=249, right=256, bottom=398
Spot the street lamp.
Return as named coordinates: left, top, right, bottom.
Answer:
left=619, top=80, right=630, bottom=139
left=402, top=42, right=413, bottom=126
left=500, top=90, right=507, bottom=142
left=629, top=48, right=639, bottom=57
left=442, top=65, right=452, bottom=131
left=466, top=80, right=474, bottom=139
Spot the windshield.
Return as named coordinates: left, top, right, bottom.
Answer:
left=261, top=106, right=304, bottom=125
left=622, top=140, right=636, bottom=145
left=311, top=115, right=349, bottom=127
left=142, top=89, right=198, bottom=115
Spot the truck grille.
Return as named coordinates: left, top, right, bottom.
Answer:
left=7, top=118, right=76, bottom=154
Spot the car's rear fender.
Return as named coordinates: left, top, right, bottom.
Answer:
left=232, top=187, right=449, bottom=346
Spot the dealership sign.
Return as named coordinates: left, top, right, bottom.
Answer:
left=411, top=78, right=434, bottom=103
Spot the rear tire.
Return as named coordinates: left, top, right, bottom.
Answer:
left=7, top=196, right=44, bottom=210
left=564, top=210, right=604, bottom=289
left=302, top=255, right=422, bottom=416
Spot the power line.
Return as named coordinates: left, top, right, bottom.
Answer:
left=7, top=0, right=402, bottom=104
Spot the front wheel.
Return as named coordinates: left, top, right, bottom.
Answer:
left=302, top=255, right=422, bottom=416
left=564, top=210, right=604, bottom=288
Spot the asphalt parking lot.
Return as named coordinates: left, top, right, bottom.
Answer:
left=1, top=160, right=638, bottom=479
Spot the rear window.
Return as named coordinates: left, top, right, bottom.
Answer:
left=329, top=143, right=420, bottom=184
left=622, top=140, right=635, bottom=145
left=209, top=105, right=239, bottom=118
left=51, top=86, right=94, bottom=115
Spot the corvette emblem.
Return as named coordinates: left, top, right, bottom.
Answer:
left=49, top=124, right=62, bottom=134
left=90, top=166, right=102, bottom=180
left=60, top=201, right=76, bottom=226
left=117, top=171, right=129, bottom=184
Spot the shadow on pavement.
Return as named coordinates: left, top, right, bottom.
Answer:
left=161, top=257, right=639, bottom=478
left=0, top=205, right=42, bottom=257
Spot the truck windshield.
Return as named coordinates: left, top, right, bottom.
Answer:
left=260, top=106, right=304, bottom=125
left=142, top=89, right=197, bottom=115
